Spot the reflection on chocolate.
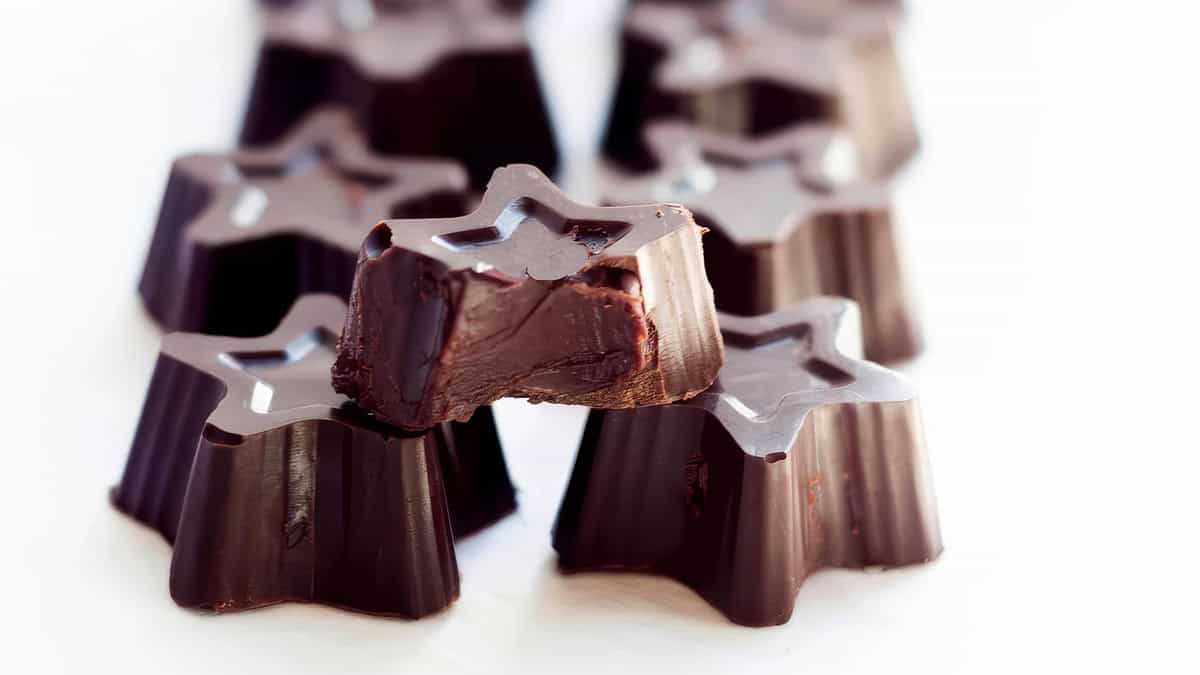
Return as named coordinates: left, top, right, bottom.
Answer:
left=332, top=164, right=724, bottom=430
left=243, top=0, right=557, bottom=187
left=553, top=297, right=941, bottom=626
left=602, top=0, right=915, bottom=178
left=603, top=122, right=921, bottom=362
left=139, top=108, right=470, bottom=337
left=112, top=295, right=517, bottom=616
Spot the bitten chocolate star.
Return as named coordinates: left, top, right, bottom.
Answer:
left=553, top=297, right=942, bottom=627
left=242, top=0, right=557, bottom=187
left=603, top=121, right=921, bottom=363
left=139, top=108, right=470, bottom=337
left=332, top=164, right=725, bottom=430
left=112, top=295, right=517, bottom=617
left=603, top=0, right=915, bottom=178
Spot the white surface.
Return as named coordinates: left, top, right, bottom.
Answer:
left=2, top=0, right=1198, bottom=673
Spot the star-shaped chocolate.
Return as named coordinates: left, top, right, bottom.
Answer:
left=602, top=0, right=916, bottom=178
left=553, top=297, right=942, bottom=627
left=139, top=108, right=470, bottom=337
left=112, top=295, right=517, bottom=617
left=332, top=164, right=725, bottom=430
left=603, top=121, right=921, bottom=362
left=242, top=0, right=557, bottom=187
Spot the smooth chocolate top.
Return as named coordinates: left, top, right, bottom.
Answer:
left=161, top=294, right=387, bottom=439
left=366, top=164, right=697, bottom=280
left=261, top=0, right=528, bottom=78
left=172, top=109, right=467, bottom=251
left=603, top=122, right=889, bottom=245
left=685, top=297, right=914, bottom=457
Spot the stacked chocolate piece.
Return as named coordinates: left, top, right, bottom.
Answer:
left=115, top=0, right=940, bottom=627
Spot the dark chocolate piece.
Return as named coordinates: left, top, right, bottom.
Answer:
left=602, top=0, right=915, bottom=178
left=242, top=0, right=557, bottom=188
left=371, top=0, right=531, bottom=12
left=139, top=108, right=470, bottom=337
left=553, top=297, right=941, bottom=627
left=112, top=295, right=516, bottom=616
left=332, top=164, right=724, bottom=430
left=603, top=122, right=921, bottom=363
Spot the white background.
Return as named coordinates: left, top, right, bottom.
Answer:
left=2, top=0, right=1198, bottom=672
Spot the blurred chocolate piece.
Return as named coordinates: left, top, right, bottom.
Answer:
left=371, top=0, right=531, bottom=12
left=603, top=0, right=915, bottom=178
left=139, top=108, right=470, bottom=337
left=553, top=298, right=941, bottom=627
left=243, top=0, right=556, bottom=187
left=332, top=164, right=724, bottom=430
left=603, top=122, right=920, bottom=362
left=113, top=295, right=516, bottom=616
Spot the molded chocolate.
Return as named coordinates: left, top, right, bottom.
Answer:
left=332, top=164, right=724, bottom=430
left=553, top=297, right=941, bottom=627
left=112, top=295, right=517, bottom=616
left=603, top=122, right=921, bottom=363
left=139, top=108, right=470, bottom=337
left=242, top=0, right=557, bottom=187
left=602, top=0, right=915, bottom=178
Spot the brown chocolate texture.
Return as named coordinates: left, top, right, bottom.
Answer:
left=113, top=295, right=517, bottom=617
left=139, top=108, right=471, bottom=337
left=603, top=0, right=916, bottom=178
left=332, top=164, right=724, bottom=430
left=242, top=0, right=557, bottom=187
left=603, top=121, right=921, bottom=362
left=553, top=297, right=941, bottom=626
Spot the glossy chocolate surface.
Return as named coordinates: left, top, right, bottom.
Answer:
left=332, top=164, right=724, bottom=430
left=139, top=108, right=470, bottom=337
left=112, top=295, right=516, bottom=616
left=602, top=0, right=915, bottom=177
left=603, top=122, right=921, bottom=362
left=242, top=0, right=557, bottom=187
left=553, top=298, right=941, bottom=626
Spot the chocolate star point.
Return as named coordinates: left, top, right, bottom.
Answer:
left=553, top=297, right=942, bottom=626
left=139, top=108, right=470, bottom=337
left=112, top=295, right=517, bottom=616
left=687, top=297, right=914, bottom=454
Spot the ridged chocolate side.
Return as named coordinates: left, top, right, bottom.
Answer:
left=364, top=50, right=557, bottom=188
left=600, top=4, right=916, bottom=178
left=111, top=354, right=226, bottom=542
left=137, top=159, right=218, bottom=333
left=240, top=46, right=557, bottom=188
left=837, top=33, right=920, bottom=179
left=553, top=400, right=941, bottom=627
left=701, top=208, right=921, bottom=363
left=113, top=359, right=514, bottom=616
left=797, top=209, right=920, bottom=363
left=170, top=421, right=458, bottom=617
left=137, top=156, right=363, bottom=336
left=600, top=17, right=832, bottom=171
left=431, top=407, right=517, bottom=537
